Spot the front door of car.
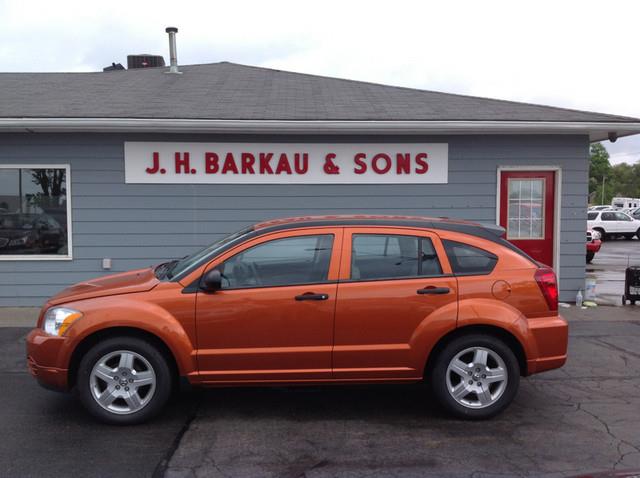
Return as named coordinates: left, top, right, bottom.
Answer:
left=615, top=212, right=636, bottom=233
left=333, top=228, right=458, bottom=380
left=195, top=228, right=342, bottom=383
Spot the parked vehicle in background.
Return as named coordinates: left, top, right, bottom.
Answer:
left=26, top=215, right=568, bottom=424
left=587, top=210, right=640, bottom=240
left=629, top=207, right=640, bottom=220
left=0, top=213, right=65, bottom=254
left=589, top=205, right=614, bottom=211
left=586, top=229, right=602, bottom=263
left=611, top=197, right=640, bottom=210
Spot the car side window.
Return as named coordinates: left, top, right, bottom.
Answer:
left=601, top=212, right=616, bottom=221
left=443, top=240, right=498, bottom=275
left=587, top=212, right=598, bottom=221
left=615, top=212, right=632, bottom=221
left=350, top=234, right=442, bottom=280
left=219, top=234, right=333, bottom=289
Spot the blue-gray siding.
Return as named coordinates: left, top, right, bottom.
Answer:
left=0, top=133, right=588, bottom=305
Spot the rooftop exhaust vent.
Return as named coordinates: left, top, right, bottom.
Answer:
left=165, top=27, right=181, bottom=74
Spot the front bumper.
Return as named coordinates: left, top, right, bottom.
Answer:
left=26, top=328, right=69, bottom=391
left=526, top=315, right=569, bottom=374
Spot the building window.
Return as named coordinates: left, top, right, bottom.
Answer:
left=0, top=165, right=71, bottom=259
left=507, top=178, right=545, bottom=239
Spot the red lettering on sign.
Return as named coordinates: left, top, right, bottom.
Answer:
left=353, top=153, right=367, bottom=174
left=146, top=152, right=161, bottom=174
left=259, top=153, right=274, bottom=174
left=371, top=153, right=391, bottom=174
left=396, top=153, right=410, bottom=174
left=275, top=153, right=292, bottom=174
left=241, top=153, right=255, bottom=174
left=205, top=152, right=219, bottom=173
left=222, top=152, right=239, bottom=174
left=415, top=153, right=429, bottom=174
left=175, top=152, right=190, bottom=174
left=294, top=153, right=309, bottom=174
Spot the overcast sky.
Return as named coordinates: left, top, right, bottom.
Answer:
left=1, top=0, right=638, bottom=164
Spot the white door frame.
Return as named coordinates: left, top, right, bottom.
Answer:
left=496, top=166, right=562, bottom=279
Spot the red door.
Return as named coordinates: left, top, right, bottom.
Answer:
left=499, top=171, right=555, bottom=267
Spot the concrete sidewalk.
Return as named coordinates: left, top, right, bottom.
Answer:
left=0, top=303, right=637, bottom=328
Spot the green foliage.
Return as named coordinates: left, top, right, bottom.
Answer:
left=588, top=143, right=640, bottom=205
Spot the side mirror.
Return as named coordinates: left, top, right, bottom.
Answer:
left=200, top=269, right=222, bottom=292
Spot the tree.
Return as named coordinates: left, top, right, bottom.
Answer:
left=588, top=143, right=611, bottom=203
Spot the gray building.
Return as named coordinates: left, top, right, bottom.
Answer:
left=1, top=61, right=639, bottom=306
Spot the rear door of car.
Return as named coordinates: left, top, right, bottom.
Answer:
left=333, top=227, right=458, bottom=380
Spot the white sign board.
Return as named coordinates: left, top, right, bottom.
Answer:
left=124, top=142, right=448, bottom=184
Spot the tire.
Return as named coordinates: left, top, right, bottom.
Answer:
left=430, top=334, right=520, bottom=420
left=586, top=251, right=595, bottom=263
left=76, top=336, right=173, bottom=425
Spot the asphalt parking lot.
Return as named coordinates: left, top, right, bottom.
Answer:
left=587, top=237, right=640, bottom=306
left=1, top=307, right=639, bottom=478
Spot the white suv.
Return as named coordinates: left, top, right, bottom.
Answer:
left=587, top=210, right=640, bottom=240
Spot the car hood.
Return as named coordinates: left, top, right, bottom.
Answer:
left=48, top=267, right=159, bottom=306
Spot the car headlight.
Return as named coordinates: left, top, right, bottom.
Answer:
left=43, top=307, right=83, bottom=336
left=8, top=235, right=29, bottom=246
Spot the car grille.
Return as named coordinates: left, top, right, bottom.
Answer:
left=0, top=238, right=8, bottom=248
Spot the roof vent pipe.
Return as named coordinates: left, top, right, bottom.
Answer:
left=165, top=27, right=181, bottom=74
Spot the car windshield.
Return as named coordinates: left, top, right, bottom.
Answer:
left=156, top=226, right=253, bottom=280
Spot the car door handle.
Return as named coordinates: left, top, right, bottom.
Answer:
left=295, top=293, right=329, bottom=301
left=417, top=286, right=450, bottom=295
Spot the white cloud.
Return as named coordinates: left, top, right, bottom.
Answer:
left=0, top=0, right=638, bottom=163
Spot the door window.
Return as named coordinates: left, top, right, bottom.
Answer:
left=615, top=212, right=632, bottom=221
left=507, top=178, right=545, bottom=239
left=350, top=234, right=442, bottom=280
left=443, top=240, right=498, bottom=275
left=601, top=212, right=616, bottom=221
left=219, top=234, right=333, bottom=288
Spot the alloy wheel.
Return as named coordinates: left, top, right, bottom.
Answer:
left=89, top=350, right=157, bottom=415
left=445, top=346, right=508, bottom=409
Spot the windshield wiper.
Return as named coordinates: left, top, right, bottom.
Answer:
left=155, top=259, right=179, bottom=280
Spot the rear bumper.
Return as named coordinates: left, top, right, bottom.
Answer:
left=26, top=328, right=69, bottom=392
left=526, top=315, right=568, bottom=374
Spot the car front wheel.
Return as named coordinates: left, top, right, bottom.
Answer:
left=430, top=334, right=520, bottom=419
left=76, top=336, right=173, bottom=425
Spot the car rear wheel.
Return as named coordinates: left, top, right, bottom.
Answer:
left=593, top=228, right=606, bottom=241
left=76, top=336, right=173, bottom=425
left=430, top=334, right=520, bottom=419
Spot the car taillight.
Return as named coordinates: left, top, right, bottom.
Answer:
left=534, top=267, right=558, bottom=311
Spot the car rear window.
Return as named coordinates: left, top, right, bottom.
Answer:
left=587, top=212, right=598, bottom=220
left=443, top=240, right=498, bottom=275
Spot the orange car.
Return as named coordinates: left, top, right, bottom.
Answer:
left=26, top=215, right=567, bottom=424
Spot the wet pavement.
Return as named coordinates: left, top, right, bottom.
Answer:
left=3, top=308, right=640, bottom=478
left=586, top=237, right=640, bottom=306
